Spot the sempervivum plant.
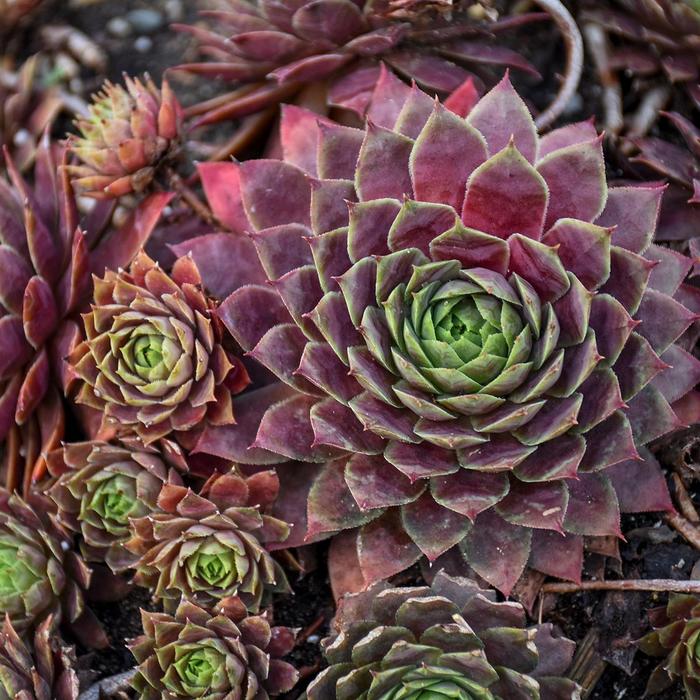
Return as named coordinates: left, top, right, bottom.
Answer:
left=305, top=570, right=580, bottom=699
left=129, top=598, right=298, bottom=699
left=0, top=137, right=170, bottom=496
left=0, top=613, right=80, bottom=700
left=67, top=251, right=250, bottom=445
left=67, top=75, right=183, bottom=199
left=638, top=593, right=700, bottom=698
left=46, top=437, right=187, bottom=572
left=0, top=56, right=65, bottom=171
left=195, top=72, right=700, bottom=595
left=173, top=0, right=579, bottom=130
left=0, top=488, right=106, bottom=647
left=127, top=470, right=290, bottom=612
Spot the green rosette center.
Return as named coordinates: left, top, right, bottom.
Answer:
left=0, top=543, right=41, bottom=600
left=378, top=666, right=495, bottom=700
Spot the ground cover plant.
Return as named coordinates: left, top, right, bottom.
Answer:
left=1, top=1, right=700, bottom=698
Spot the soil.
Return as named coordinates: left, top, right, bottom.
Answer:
left=9, top=1, right=699, bottom=698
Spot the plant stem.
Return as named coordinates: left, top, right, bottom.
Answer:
left=533, top=0, right=584, bottom=129
left=542, top=579, right=700, bottom=594
left=165, top=166, right=216, bottom=226
left=665, top=510, right=700, bottom=549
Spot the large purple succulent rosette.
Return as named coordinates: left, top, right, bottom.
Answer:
left=193, top=72, right=700, bottom=594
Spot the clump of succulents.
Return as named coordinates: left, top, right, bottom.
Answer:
left=67, top=75, right=183, bottom=199
left=46, top=437, right=187, bottom=572
left=127, top=469, right=290, bottom=612
left=0, top=136, right=170, bottom=496
left=0, top=488, right=106, bottom=647
left=305, top=570, right=580, bottom=698
left=0, top=613, right=80, bottom=700
left=0, top=55, right=65, bottom=171
left=129, top=598, right=299, bottom=699
left=638, top=593, right=700, bottom=697
left=0, top=139, right=90, bottom=495
left=174, top=0, right=550, bottom=127
left=67, top=251, right=250, bottom=445
left=194, top=72, right=700, bottom=594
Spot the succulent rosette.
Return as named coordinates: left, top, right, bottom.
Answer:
left=127, top=470, right=290, bottom=612
left=129, top=598, right=298, bottom=699
left=0, top=488, right=106, bottom=647
left=0, top=133, right=170, bottom=496
left=194, top=72, right=700, bottom=594
left=174, top=0, right=549, bottom=127
left=638, top=593, right=700, bottom=698
left=46, top=437, right=187, bottom=572
left=67, top=251, right=250, bottom=444
left=0, top=613, right=80, bottom=700
left=67, top=75, right=183, bottom=199
left=305, top=570, right=580, bottom=699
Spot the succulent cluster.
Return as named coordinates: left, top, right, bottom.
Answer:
left=306, top=571, right=580, bottom=699
left=127, top=470, right=290, bottom=612
left=195, top=72, right=698, bottom=594
left=174, top=0, right=545, bottom=126
left=46, top=437, right=187, bottom=571
left=130, top=599, right=298, bottom=700
left=0, top=488, right=106, bottom=648
left=639, top=593, right=700, bottom=698
left=0, top=613, right=80, bottom=700
left=67, top=76, right=183, bottom=199
left=0, top=56, right=65, bottom=171
left=68, top=251, right=250, bottom=445
left=1, top=3, right=700, bottom=699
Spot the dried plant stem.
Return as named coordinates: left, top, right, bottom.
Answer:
left=78, top=669, right=136, bottom=700
left=627, top=84, right=671, bottom=139
left=567, top=628, right=607, bottom=699
left=165, top=166, right=216, bottom=225
left=672, top=473, right=700, bottom=523
left=582, top=22, right=623, bottom=134
left=296, top=614, right=326, bottom=645
left=208, top=107, right=277, bottom=162
left=665, top=510, right=700, bottom=550
left=542, top=578, right=700, bottom=594
left=533, top=0, right=584, bottom=129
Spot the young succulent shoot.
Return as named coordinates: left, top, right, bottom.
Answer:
left=67, top=74, right=183, bottom=199
left=173, top=0, right=581, bottom=134
left=0, top=489, right=107, bottom=648
left=129, top=598, right=299, bottom=699
left=194, top=72, right=700, bottom=595
left=67, top=251, right=250, bottom=445
left=46, top=437, right=187, bottom=572
left=127, top=469, right=290, bottom=613
left=638, top=593, right=700, bottom=698
left=304, top=570, right=580, bottom=699
left=0, top=613, right=80, bottom=700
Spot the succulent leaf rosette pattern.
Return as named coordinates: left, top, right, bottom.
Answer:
left=0, top=489, right=105, bottom=648
left=305, top=571, right=580, bottom=699
left=174, top=0, right=543, bottom=126
left=0, top=613, right=79, bottom=700
left=127, top=470, right=290, bottom=612
left=67, top=75, right=183, bottom=199
left=68, top=251, right=250, bottom=444
left=46, top=437, right=187, bottom=572
left=129, top=598, right=299, bottom=699
left=195, top=72, right=700, bottom=594
left=639, top=593, right=700, bottom=698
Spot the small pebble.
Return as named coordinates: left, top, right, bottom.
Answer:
left=127, top=8, right=164, bottom=34
left=164, top=0, right=184, bottom=21
left=134, top=36, right=154, bottom=53
left=107, top=16, right=132, bottom=38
